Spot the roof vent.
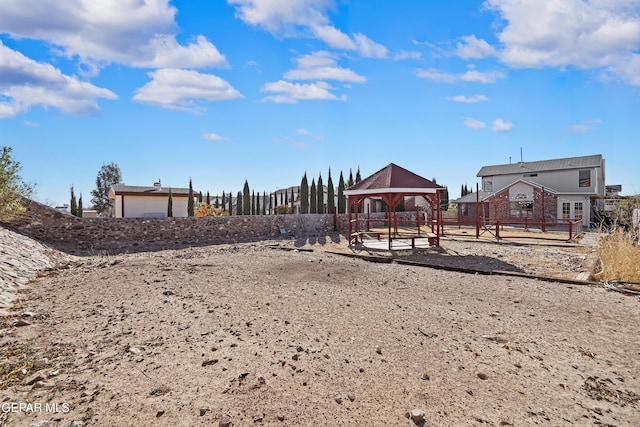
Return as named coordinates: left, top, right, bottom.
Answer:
left=153, top=179, right=162, bottom=191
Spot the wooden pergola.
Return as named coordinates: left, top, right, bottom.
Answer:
left=344, top=163, right=444, bottom=250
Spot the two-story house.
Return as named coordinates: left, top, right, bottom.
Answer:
left=455, top=154, right=610, bottom=228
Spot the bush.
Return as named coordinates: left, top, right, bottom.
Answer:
left=0, top=147, right=32, bottom=221
left=195, top=203, right=228, bottom=217
left=274, top=205, right=290, bottom=215
left=596, top=229, right=640, bottom=282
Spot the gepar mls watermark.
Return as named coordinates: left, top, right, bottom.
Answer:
left=1, top=401, right=70, bottom=414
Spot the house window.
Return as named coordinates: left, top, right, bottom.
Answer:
left=509, top=201, right=533, bottom=218
left=483, top=177, right=493, bottom=192
left=574, top=202, right=583, bottom=219
left=579, top=169, right=591, bottom=188
left=562, top=202, right=571, bottom=219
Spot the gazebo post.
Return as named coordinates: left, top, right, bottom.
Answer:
left=436, top=190, right=442, bottom=246
left=348, top=195, right=352, bottom=245
left=394, top=205, right=398, bottom=236
left=355, top=197, right=360, bottom=241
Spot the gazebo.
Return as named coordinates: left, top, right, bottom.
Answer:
left=344, top=163, right=444, bottom=250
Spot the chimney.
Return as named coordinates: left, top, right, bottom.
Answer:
left=153, top=179, right=162, bottom=191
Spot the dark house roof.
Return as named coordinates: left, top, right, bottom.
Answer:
left=110, top=184, right=192, bottom=196
left=477, top=154, right=603, bottom=177
left=344, top=163, right=443, bottom=195
left=452, top=180, right=560, bottom=204
left=451, top=190, right=491, bottom=204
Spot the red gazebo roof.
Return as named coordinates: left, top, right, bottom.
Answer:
left=344, top=163, right=443, bottom=195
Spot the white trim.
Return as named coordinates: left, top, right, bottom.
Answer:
left=344, top=187, right=440, bottom=196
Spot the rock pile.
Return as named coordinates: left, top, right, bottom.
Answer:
left=0, top=226, right=72, bottom=315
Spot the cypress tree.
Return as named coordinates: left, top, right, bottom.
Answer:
left=347, top=169, right=354, bottom=187
left=78, top=194, right=83, bottom=218
left=280, top=192, right=284, bottom=205
left=237, top=191, right=243, bottom=215
left=70, top=185, right=77, bottom=216
left=461, top=184, right=465, bottom=198
left=252, top=190, right=256, bottom=215
left=187, top=179, right=195, bottom=217
left=300, top=173, right=309, bottom=214
left=269, top=193, right=273, bottom=215
left=262, top=192, right=267, bottom=215
left=337, top=172, right=346, bottom=214
left=441, top=186, right=449, bottom=211
left=317, top=173, right=324, bottom=214
left=327, top=169, right=335, bottom=214
left=207, top=191, right=211, bottom=205
left=167, top=188, right=173, bottom=217
left=310, top=179, right=317, bottom=213
left=256, top=191, right=260, bottom=215
left=228, top=192, right=232, bottom=214
left=290, top=188, right=295, bottom=214
left=355, top=167, right=361, bottom=183
left=284, top=190, right=288, bottom=208
left=221, top=191, right=226, bottom=211
left=243, top=180, right=250, bottom=215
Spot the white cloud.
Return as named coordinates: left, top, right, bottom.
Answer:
left=297, top=128, right=325, bottom=140
left=353, top=33, right=388, bottom=58
left=133, top=69, right=243, bottom=113
left=394, top=50, right=422, bottom=61
left=492, top=118, right=514, bottom=132
left=260, top=80, right=346, bottom=103
left=459, top=69, right=506, bottom=83
left=464, top=117, right=487, bottom=129
left=447, top=95, right=489, bottom=103
left=484, top=0, right=640, bottom=85
left=570, top=124, right=592, bottom=133
left=416, top=68, right=457, bottom=83
left=203, top=132, right=231, bottom=141
left=569, top=119, right=603, bottom=133
left=417, top=67, right=505, bottom=84
left=0, top=0, right=228, bottom=71
left=311, top=24, right=357, bottom=50
left=228, top=0, right=387, bottom=58
left=228, top=0, right=332, bottom=32
left=283, top=51, right=366, bottom=82
left=455, top=35, right=497, bottom=59
left=0, top=41, right=117, bottom=118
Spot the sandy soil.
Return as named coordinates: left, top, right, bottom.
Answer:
left=1, top=235, right=639, bottom=426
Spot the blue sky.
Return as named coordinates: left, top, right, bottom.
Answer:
left=1, top=0, right=639, bottom=206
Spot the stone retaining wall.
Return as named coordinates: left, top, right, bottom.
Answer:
left=1, top=200, right=344, bottom=254
left=1, top=200, right=429, bottom=254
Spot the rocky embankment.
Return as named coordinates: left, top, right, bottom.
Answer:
left=0, top=227, right=73, bottom=316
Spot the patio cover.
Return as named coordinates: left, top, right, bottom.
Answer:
left=344, top=163, right=444, bottom=249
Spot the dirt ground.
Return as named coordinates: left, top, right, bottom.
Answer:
left=1, top=234, right=639, bottom=426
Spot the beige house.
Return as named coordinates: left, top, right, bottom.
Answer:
left=109, top=182, right=197, bottom=218
left=454, top=154, right=615, bottom=228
